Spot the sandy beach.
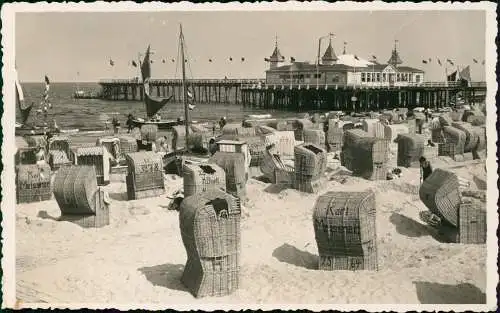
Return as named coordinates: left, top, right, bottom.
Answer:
left=15, top=133, right=487, bottom=305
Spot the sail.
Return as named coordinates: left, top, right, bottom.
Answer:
left=141, top=45, right=151, bottom=81
left=459, top=65, right=471, bottom=86
left=447, top=70, right=457, bottom=82
left=143, top=79, right=172, bottom=118
left=15, top=70, right=32, bottom=124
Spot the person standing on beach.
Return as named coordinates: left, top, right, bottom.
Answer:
left=419, top=156, right=433, bottom=183
left=112, top=116, right=120, bottom=135
left=126, top=114, right=134, bottom=133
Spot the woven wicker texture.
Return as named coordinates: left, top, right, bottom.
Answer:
left=59, top=189, right=111, bottom=228
left=458, top=196, right=486, bottom=244
left=119, top=136, right=138, bottom=154
left=15, top=147, right=38, bottom=165
left=255, top=125, right=276, bottom=135
left=96, top=137, right=121, bottom=159
left=209, top=152, right=247, bottom=198
left=187, top=132, right=211, bottom=153
left=76, top=146, right=110, bottom=185
left=442, top=126, right=466, bottom=156
left=53, top=165, right=98, bottom=214
left=461, top=110, right=475, bottom=122
left=293, top=119, right=314, bottom=141
left=342, top=122, right=355, bottom=132
left=467, top=115, right=486, bottom=126
left=419, top=169, right=461, bottom=227
left=266, top=119, right=290, bottom=131
left=343, top=129, right=370, bottom=149
left=16, top=164, right=52, bottom=204
left=303, top=129, right=326, bottom=148
left=125, top=151, right=164, bottom=200
left=183, top=161, right=226, bottom=198
left=313, top=191, right=378, bottom=271
left=327, top=128, right=343, bottom=149
left=362, top=119, right=386, bottom=139
left=384, top=124, right=410, bottom=143
left=438, top=114, right=453, bottom=127
left=472, top=126, right=487, bottom=152
left=294, top=143, right=327, bottom=179
left=140, top=124, right=158, bottom=142
left=451, top=122, right=479, bottom=153
left=172, top=125, right=187, bottom=150
left=260, top=145, right=294, bottom=184
left=222, top=123, right=256, bottom=137
left=179, top=189, right=241, bottom=298
left=431, top=129, right=445, bottom=143
left=48, top=150, right=72, bottom=170
left=395, top=134, right=425, bottom=168
left=449, top=111, right=464, bottom=122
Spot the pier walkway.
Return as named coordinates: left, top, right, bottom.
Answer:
left=98, top=78, right=486, bottom=111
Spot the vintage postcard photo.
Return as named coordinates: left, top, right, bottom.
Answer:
left=1, top=2, right=498, bottom=311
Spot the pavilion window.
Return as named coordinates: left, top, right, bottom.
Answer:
left=376, top=73, right=381, bottom=82
left=367, top=73, right=371, bottom=82
left=382, top=73, right=387, bottom=82
left=361, top=73, right=366, bottom=82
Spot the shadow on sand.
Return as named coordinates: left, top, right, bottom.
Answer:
left=413, top=281, right=486, bottom=304
left=389, top=213, right=448, bottom=243
left=264, top=184, right=288, bottom=194
left=138, top=263, right=188, bottom=292
left=109, top=192, right=128, bottom=201
left=272, top=243, right=318, bottom=270
left=37, top=210, right=59, bottom=221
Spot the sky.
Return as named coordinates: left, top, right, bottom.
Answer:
left=15, top=9, right=486, bottom=82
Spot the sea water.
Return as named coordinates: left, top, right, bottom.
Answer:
left=17, top=82, right=301, bottom=131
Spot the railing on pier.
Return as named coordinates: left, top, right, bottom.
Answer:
left=98, top=78, right=266, bottom=86
left=240, top=81, right=487, bottom=90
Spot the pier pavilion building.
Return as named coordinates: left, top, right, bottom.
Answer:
left=264, top=39, right=425, bottom=88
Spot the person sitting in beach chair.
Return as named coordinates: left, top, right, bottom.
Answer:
left=419, top=156, right=433, bottom=183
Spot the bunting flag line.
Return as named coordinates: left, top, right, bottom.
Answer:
left=209, top=59, right=213, bottom=62
left=428, top=58, right=432, bottom=62
left=481, top=60, right=485, bottom=65
left=372, top=55, right=377, bottom=60
left=354, top=55, right=360, bottom=60
left=473, top=59, right=478, bottom=64
left=162, top=59, right=166, bottom=63
left=109, top=59, right=114, bottom=66
left=241, top=57, right=245, bottom=62
left=132, top=60, right=137, bottom=67
left=422, top=60, right=428, bottom=64
left=290, top=57, right=296, bottom=62
left=264, top=57, right=270, bottom=62
left=150, top=60, right=154, bottom=64
left=171, top=59, right=175, bottom=63
left=229, top=57, right=233, bottom=61
left=437, top=58, right=442, bottom=66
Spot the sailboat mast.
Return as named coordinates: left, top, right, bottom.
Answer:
left=180, top=24, right=190, bottom=148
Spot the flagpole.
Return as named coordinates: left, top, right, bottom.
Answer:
left=180, top=24, right=190, bottom=150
